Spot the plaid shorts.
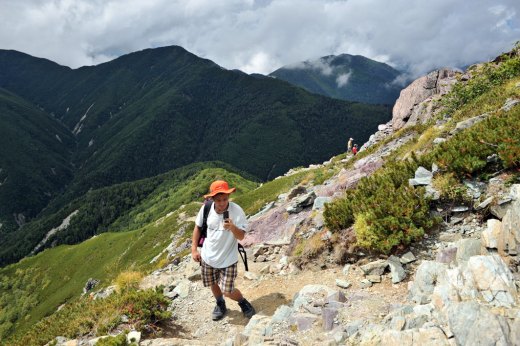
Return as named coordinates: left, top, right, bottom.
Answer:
left=201, top=260, right=238, bottom=293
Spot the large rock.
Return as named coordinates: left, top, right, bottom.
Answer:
left=455, top=238, right=483, bottom=263
left=293, top=284, right=337, bottom=310
left=500, top=184, right=520, bottom=255
left=466, top=255, right=517, bottom=307
left=392, top=69, right=457, bottom=130
left=432, top=255, right=517, bottom=309
left=360, top=259, right=389, bottom=276
left=450, top=113, right=490, bottom=135
left=287, top=191, right=316, bottom=214
left=388, top=256, right=407, bottom=283
left=380, top=326, right=450, bottom=346
left=447, top=301, right=513, bottom=346
left=409, top=261, right=447, bottom=304
left=482, top=219, right=502, bottom=249
left=409, top=166, right=433, bottom=186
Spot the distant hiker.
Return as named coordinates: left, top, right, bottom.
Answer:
left=191, top=180, right=256, bottom=321
left=347, top=137, right=353, bottom=152
left=352, top=144, right=358, bottom=155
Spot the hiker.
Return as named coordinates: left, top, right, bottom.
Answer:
left=352, top=144, right=358, bottom=155
left=191, top=180, right=256, bottom=321
left=347, top=137, right=353, bottom=153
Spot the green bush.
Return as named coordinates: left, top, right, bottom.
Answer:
left=425, top=109, right=520, bottom=175
left=95, top=333, right=129, bottom=346
left=324, top=161, right=434, bottom=253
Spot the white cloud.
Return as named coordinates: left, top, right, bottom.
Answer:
left=336, top=71, right=352, bottom=88
left=288, top=58, right=335, bottom=76
left=0, top=0, right=518, bottom=78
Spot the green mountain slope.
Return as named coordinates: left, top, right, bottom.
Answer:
left=0, top=88, right=75, bottom=233
left=270, top=54, right=404, bottom=104
left=0, top=47, right=391, bottom=190
left=0, top=162, right=256, bottom=266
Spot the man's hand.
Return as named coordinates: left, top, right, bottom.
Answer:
left=223, top=217, right=234, bottom=231
left=192, top=249, right=201, bottom=262
left=223, top=218, right=245, bottom=240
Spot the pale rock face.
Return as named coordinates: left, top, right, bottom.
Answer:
left=482, top=219, right=502, bottom=249
left=500, top=185, right=520, bottom=255
left=392, top=68, right=458, bottom=130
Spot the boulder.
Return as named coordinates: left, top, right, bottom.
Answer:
left=293, top=285, right=337, bottom=310
left=127, top=331, right=141, bottom=344
left=481, top=219, right=502, bottom=249
left=500, top=185, right=520, bottom=255
left=447, top=301, right=513, bottom=346
left=436, top=247, right=457, bottom=264
left=455, top=238, right=483, bottom=263
left=322, top=307, right=339, bottom=331
left=450, top=113, right=490, bottom=135
left=287, top=191, right=317, bottom=213
left=409, top=261, right=447, bottom=304
left=392, top=69, right=457, bottom=130
left=379, top=327, right=450, bottom=346
left=466, top=255, right=517, bottom=307
left=271, top=305, right=293, bottom=323
left=335, top=279, right=351, bottom=289
left=288, top=312, right=318, bottom=331
left=173, top=279, right=190, bottom=299
left=360, top=259, right=388, bottom=276
left=409, top=166, right=433, bottom=186
left=312, top=196, right=332, bottom=210
left=501, top=98, right=520, bottom=111
left=400, top=252, right=416, bottom=264
left=388, top=256, right=407, bottom=283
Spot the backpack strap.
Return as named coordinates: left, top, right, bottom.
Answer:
left=198, top=201, right=213, bottom=247
left=238, top=243, right=248, bottom=271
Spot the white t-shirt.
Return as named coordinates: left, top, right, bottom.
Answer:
left=195, top=201, right=248, bottom=268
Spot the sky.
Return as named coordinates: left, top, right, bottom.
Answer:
left=1, top=0, right=519, bottom=78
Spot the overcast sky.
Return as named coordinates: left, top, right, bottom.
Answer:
left=1, top=0, right=519, bottom=78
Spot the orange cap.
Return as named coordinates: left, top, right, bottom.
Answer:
left=204, top=180, right=236, bottom=198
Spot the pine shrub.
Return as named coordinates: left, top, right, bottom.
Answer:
left=324, top=161, right=433, bottom=253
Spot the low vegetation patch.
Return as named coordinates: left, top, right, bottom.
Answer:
left=324, top=161, right=434, bottom=254
left=6, top=288, right=170, bottom=346
left=443, top=43, right=520, bottom=114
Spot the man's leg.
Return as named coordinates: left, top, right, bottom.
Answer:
left=211, top=282, right=223, bottom=298
left=220, top=264, right=256, bottom=318
left=201, top=260, right=227, bottom=321
left=223, top=288, right=243, bottom=301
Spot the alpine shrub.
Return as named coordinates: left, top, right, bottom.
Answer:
left=324, top=161, right=433, bottom=253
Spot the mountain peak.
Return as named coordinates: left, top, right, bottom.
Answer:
left=270, top=53, right=405, bottom=104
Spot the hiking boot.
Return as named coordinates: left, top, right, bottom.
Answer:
left=212, top=300, right=227, bottom=321
left=238, top=298, right=255, bottom=318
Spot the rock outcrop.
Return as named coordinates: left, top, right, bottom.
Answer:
left=392, top=68, right=458, bottom=130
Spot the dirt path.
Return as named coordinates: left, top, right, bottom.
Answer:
left=162, top=258, right=408, bottom=345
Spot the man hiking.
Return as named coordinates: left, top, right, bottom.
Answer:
left=191, top=180, right=256, bottom=321
left=347, top=137, right=353, bottom=153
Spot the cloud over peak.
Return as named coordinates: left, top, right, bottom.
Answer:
left=0, top=0, right=518, bottom=78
